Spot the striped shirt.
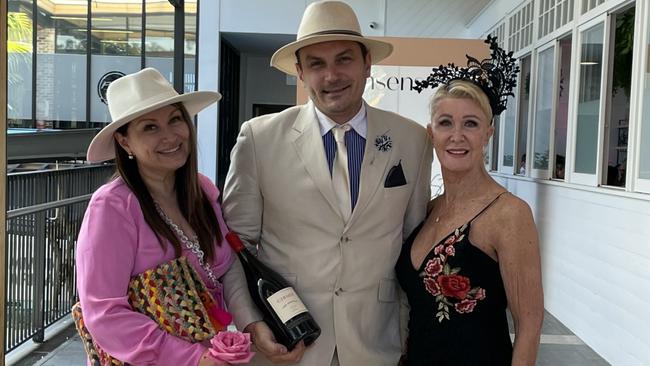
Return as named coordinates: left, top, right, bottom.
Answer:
left=314, top=102, right=367, bottom=210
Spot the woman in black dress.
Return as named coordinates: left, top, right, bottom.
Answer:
left=396, top=37, right=544, bottom=366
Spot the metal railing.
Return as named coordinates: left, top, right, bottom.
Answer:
left=5, top=164, right=114, bottom=353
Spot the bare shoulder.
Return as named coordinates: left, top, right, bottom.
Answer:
left=488, top=193, right=538, bottom=250
left=494, top=193, right=534, bottom=223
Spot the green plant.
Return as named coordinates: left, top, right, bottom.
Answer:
left=7, top=12, right=33, bottom=87
left=613, top=8, right=634, bottom=97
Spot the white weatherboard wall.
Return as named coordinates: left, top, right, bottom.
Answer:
left=495, top=176, right=650, bottom=365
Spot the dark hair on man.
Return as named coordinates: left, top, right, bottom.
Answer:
left=113, top=102, right=221, bottom=260
left=295, top=41, right=369, bottom=66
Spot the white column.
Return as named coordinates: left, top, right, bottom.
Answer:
left=197, top=0, right=221, bottom=182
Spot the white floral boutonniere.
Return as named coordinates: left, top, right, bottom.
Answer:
left=374, top=132, right=392, bottom=152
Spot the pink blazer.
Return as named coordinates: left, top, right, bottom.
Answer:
left=76, top=174, right=234, bottom=366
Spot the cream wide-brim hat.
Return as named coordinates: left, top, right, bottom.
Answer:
left=270, top=0, right=393, bottom=76
left=86, top=67, right=221, bottom=163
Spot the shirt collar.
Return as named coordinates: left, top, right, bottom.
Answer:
left=313, top=100, right=367, bottom=138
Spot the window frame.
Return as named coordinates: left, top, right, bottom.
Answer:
left=514, top=53, right=534, bottom=177
left=497, top=60, right=523, bottom=175
left=530, top=40, right=558, bottom=179
left=567, top=14, right=609, bottom=186
left=632, top=0, right=650, bottom=193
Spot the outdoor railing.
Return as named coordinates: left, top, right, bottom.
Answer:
left=4, top=164, right=114, bottom=353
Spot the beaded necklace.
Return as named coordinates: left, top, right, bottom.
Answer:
left=154, top=202, right=219, bottom=287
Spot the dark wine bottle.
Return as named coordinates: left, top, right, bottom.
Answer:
left=225, top=232, right=321, bottom=350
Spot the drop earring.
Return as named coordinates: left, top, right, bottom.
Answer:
left=128, top=154, right=134, bottom=160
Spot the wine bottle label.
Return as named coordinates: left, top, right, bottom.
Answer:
left=267, top=287, right=308, bottom=324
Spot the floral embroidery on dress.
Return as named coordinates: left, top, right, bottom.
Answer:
left=420, top=224, right=487, bottom=322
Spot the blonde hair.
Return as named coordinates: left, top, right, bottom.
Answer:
left=430, top=80, right=494, bottom=124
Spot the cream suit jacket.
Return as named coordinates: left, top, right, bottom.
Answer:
left=222, top=102, right=432, bottom=366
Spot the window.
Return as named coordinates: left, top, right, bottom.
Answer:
left=489, top=22, right=506, bottom=48
left=37, top=1, right=88, bottom=129
left=532, top=45, right=555, bottom=176
left=553, top=35, right=572, bottom=180
left=6, top=0, right=196, bottom=130
left=145, top=0, right=175, bottom=78
left=639, top=3, right=650, bottom=192
left=517, top=55, right=532, bottom=175
left=602, top=7, right=634, bottom=188
left=489, top=116, right=501, bottom=171
left=582, top=0, right=606, bottom=14
left=7, top=0, right=33, bottom=128
left=539, top=0, right=575, bottom=39
left=500, top=94, right=517, bottom=173
left=509, top=2, right=534, bottom=53
left=90, top=4, right=143, bottom=124
left=572, top=20, right=605, bottom=183
left=185, top=0, right=197, bottom=93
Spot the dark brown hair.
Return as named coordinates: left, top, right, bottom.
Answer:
left=113, top=102, right=221, bottom=260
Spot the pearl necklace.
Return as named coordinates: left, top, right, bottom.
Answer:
left=154, top=202, right=219, bottom=287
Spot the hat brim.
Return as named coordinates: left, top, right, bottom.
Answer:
left=270, top=34, right=393, bottom=75
left=86, top=90, right=221, bottom=163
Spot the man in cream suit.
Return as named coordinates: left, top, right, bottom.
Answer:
left=222, top=1, right=432, bottom=365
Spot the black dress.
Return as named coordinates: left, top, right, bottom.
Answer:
left=396, top=194, right=512, bottom=366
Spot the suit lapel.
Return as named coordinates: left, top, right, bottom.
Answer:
left=346, top=105, right=393, bottom=229
left=291, top=104, right=343, bottom=219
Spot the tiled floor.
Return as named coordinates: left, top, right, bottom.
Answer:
left=14, top=310, right=610, bottom=366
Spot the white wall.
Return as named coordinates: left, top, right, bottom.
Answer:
left=197, top=0, right=221, bottom=181
left=241, top=55, right=296, bottom=122
left=219, top=0, right=307, bottom=34
left=493, top=175, right=650, bottom=365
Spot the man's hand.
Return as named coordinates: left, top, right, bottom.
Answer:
left=244, top=321, right=306, bottom=363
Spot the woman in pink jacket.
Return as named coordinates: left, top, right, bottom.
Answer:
left=76, top=68, right=234, bottom=366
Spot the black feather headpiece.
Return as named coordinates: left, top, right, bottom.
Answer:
left=413, top=36, right=519, bottom=116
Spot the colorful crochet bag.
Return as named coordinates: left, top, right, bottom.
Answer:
left=72, top=256, right=228, bottom=365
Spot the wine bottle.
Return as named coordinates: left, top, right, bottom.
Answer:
left=225, top=232, right=321, bottom=350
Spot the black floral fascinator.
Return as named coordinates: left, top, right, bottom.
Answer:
left=413, top=35, right=519, bottom=116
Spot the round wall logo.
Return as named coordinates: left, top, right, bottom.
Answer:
left=98, top=71, right=126, bottom=104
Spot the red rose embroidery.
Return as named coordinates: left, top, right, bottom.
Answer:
left=424, top=258, right=443, bottom=276
left=455, top=299, right=477, bottom=313
left=436, top=274, right=471, bottom=300
left=424, top=277, right=440, bottom=296
left=421, top=224, right=484, bottom=321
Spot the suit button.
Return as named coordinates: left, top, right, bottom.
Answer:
left=334, top=288, right=343, bottom=296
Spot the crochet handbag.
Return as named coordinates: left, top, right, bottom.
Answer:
left=72, top=256, right=226, bottom=366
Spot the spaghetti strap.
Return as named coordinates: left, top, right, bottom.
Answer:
left=469, top=191, right=508, bottom=224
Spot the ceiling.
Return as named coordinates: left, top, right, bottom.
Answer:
left=221, top=0, right=493, bottom=56
left=385, top=0, right=493, bottom=37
